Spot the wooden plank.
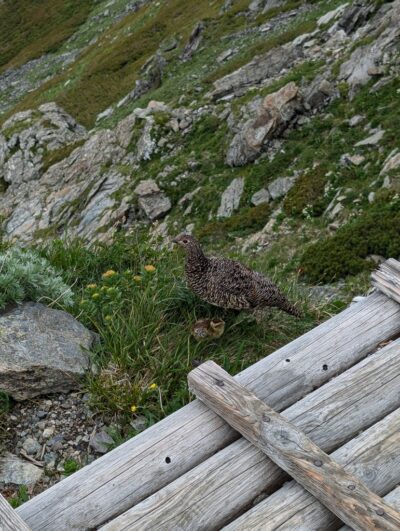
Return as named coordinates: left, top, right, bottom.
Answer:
left=0, top=494, right=31, bottom=531
left=372, top=259, right=400, bottom=305
left=340, top=487, right=400, bottom=531
left=101, top=338, right=400, bottom=531
left=18, top=292, right=400, bottom=530
left=187, top=361, right=400, bottom=531
left=224, top=408, right=400, bottom=531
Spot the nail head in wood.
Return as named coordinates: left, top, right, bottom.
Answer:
left=376, top=508, right=385, bottom=516
left=215, top=379, right=225, bottom=387
left=314, top=459, right=323, bottom=467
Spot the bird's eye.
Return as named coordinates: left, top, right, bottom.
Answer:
left=183, top=239, right=188, bottom=243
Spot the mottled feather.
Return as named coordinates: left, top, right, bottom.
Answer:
left=173, top=234, right=301, bottom=316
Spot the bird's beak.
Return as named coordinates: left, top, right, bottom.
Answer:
left=172, top=237, right=179, bottom=244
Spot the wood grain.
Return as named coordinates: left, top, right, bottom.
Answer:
left=17, top=293, right=400, bottom=530
left=372, top=259, right=400, bottom=305
left=101, top=338, right=400, bottom=531
left=0, top=494, right=31, bottom=531
left=224, top=409, right=400, bottom=531
left=340, top=487, right=400, bottom=531
left=187, top=361, right=400, bottom=531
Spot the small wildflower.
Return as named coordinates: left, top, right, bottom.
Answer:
left=130, top=405, right=137, bottom=413
left=79, top=299, right=88, bottom=306
left=86, top=283, right=97, bottom=289
left=104, top=315, right=112, bottom=322
left=92, top=292, right=100, bottom=300
left=102, top=270, right=116, bottom=278
left=149, top=383, right=158, bottom=390
left=133, top=275, right=142, bottom=282
left=144, top=265, right=156, bottom=273
left=100, top=286, right=108, bottom=292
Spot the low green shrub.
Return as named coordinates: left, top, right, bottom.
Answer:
left=0, top=247, right=73, bottom=309
left=300, top=201, right=400, bottom=282
left=284, top=167, right=327, bottom=217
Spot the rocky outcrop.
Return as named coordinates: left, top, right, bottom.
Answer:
left=217, top=177, right=244, bottom=218
left=181, top=22, right=205, bottom=62
left=0, top=303, right=94, bottom=400
left=211, top=44, right=303, bottom=100
left=134, top=179, right=172, bottom=220
left=339, top=0, right=400, bottom=96
left=226, top=82, right=301, bottom=166
left=0, top=103, right=86, bottom=186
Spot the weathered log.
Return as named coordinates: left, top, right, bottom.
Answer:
left=0, top=494, right=31, bottom=531
left=187, top=361, right=400, bottom=531
left=18, top=293, right=400, bottom=530
left=340, top=487, right=400, bottom=531
left=101, top=338, right=400, bottom=530
left=225, top=408, right=400, bottom=531
left=372, top=258, right=400, bottom=305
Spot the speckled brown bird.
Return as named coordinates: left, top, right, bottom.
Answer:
left=173, top=234, right=301, bottom=317
left=192, top=318, right=225, bottom=340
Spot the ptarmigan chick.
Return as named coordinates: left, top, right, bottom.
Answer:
left=192, top=318, right=225, bottom=340
left=173, top=234, right=301, bottom=317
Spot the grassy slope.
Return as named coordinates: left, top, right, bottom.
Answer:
left=0, top=0, right=92, bottom=73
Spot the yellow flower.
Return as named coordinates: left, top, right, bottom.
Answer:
left=149, top=383, right=157, bottom=390
left=144, top=265, right=156, bottom=273
left=92, top=292, right=100, bottom=300
left=102, top=270, right=116, bottom=278
left=133, top=275, right=142, bottom=282
left=104, top=315, right=112, bottom=322
left=86, top=283, right=97, bottom=289
left=130, top=405, right=137, bottom=413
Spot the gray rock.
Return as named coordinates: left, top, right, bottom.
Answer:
left=22, top=437, right=41, bottom=455
left=130, top=415, right=148, bottom=432
left=226, top=82, right=300, bottom=166
left=348, top=115, right=365, bottom=127
left=317, top=3, right=348, bottom=26
left=89, top=429, right=114, bottom=454
left=368, top=191, right=376, bottom=203
left=134, top=179, right=171, bottom=220
left=268, top=176, right=296, bottom=200
left=355, top=129, right=385, bottom=147
left=0, top=453, right=43, bottom=485
left=380, top=149, right=400, bottom=175
left=0, top=303, right=93, bottom=400
left=340, top=154, right=365, bottom=166
left=251, top=188, right=270, bottom=206
left=211, top=45, right=303, bottom=100
left=217, top=177, right=244, bottom=218
left=181, top=22, right=205, bottom=62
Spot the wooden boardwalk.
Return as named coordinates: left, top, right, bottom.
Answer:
left=2, top=259, right=400, bottom=530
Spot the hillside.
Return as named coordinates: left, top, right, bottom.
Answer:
left=0, top=0, right=399, bottom=503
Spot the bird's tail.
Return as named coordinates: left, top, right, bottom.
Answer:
left=279, top=298, right=302, bottom=318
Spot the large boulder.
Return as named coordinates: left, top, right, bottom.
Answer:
left=0, top=303, right=94, bottom=400
left=226, top=82, right=300, bottom=166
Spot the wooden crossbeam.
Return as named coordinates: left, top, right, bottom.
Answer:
left=188, top=361, right=400, bottom=531
left=0, top=494, right=31, bottom=531
left=372, top=258, right=400, bottom=305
